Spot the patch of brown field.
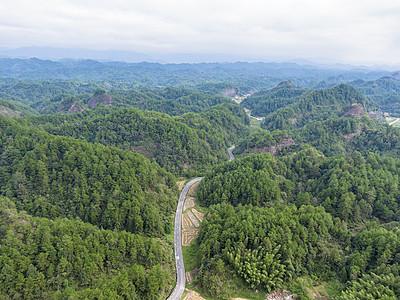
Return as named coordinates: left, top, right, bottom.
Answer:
left=188, top=181, right=200, bottom=196
left=186, top=271, right=193, bottom=284
left=182, top=228, right=199, bottom=246
left=184, top=196, right=196, bottom=211
left=266, top=289, right=296, bottom=299
left=187, top=210, right=200, bottom=227
left=192, top=208, right=204, bottom=222
left=182, top=213, right=193, bottom=229
left=183, top=289, right=206, bottom=300
left=177, top=180, right=186, bottom=191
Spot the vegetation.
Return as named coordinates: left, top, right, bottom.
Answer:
left=241, top=80, right=308, bottom=117
left=1, top=58, right=400, bottom=299
left=17, top=103, right=249, bottom=175
left=195, top=148, right=400, bottom=298
left=0, top=197, right=174, bottom=299
left=261, top=84, right=373, bottom=131
left=0, top=116, right=178, bottom=236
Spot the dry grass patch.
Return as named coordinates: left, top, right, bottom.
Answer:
left=184, top=196, right=196, bottom=211
left=182, top=228, right=199, bottom=246
left=177, top=180, right=186, bottom=191
left=187, top=210, right=200, bottom=227
left=188, top=181, right=200, bottom=196
left=192, top=208, right=204, bottom=222
left=182, top=213, right=193, bottom=229
left=183, top=289, right=206, bottom=300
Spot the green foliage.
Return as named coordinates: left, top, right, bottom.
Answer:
left=0, top=116, right=177, bottom=236
left=261, top=84, right=374, bottom=131
left=17, top=103, right=249, bottom=175
left=198, top=147, right=400, bottom=224
left=233, top=129, right=292, bottom=155
left=337, top=273, right=397, bottom=299
left=0, top=197, right=173, bottom=299
left=242, top=80, right=308, bottom=117
left=196, top=203, right=347, bottom=293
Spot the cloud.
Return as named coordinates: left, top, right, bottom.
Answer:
left=0, top=0, right=399, bottom=64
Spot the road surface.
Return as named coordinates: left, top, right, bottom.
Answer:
left=167, top=148, right=236, bottom=299
left=167, top=177, right=203, bottom=300
left=228, top=146, right=235, bottom=161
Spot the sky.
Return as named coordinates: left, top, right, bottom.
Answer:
left=1, top=0, right=400, bottom=65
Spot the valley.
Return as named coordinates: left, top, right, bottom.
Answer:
left=1, top=59, right=400, bottom=299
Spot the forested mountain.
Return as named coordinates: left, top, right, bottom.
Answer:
left=0, top=116, right=178, bottom=236
left=17, top=103, right=249, bottom=175
left=0, top=80, right=232, bottom=116
left=349, top=73, right=400, bottom=116
left=241, top=80, right=309, bottom=117
left=261, top=84, right=376, bottom=131
left=235, top=116, right=400, bottom=159
left=1, top=57, right=400, bottom=299
left=195, top=149, right=400, bottom=298
left=0, top=58, right=390, bottom=90
left=0, top=99, right=37, bottom=117
left=0, top=197, right=174, bottom=299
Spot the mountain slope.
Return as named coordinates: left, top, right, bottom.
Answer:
left=261, top=84, right=374, bottom=130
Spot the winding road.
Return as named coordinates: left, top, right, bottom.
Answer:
left=167, top=147, right=235, bottom=300
left=167, top=177, right=203, bottom=300
left=228, top=146, right=235, bottom=161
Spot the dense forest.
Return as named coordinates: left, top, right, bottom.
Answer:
left=195, top=149, right=400, bottom=298
left=0, top=116, right=179, bottom=236
left=0, top=197, right=174, bottom=299
left=16, top=102, right=249, bottom=175
left=1, top=57, right=400, bottom=299
left=241, top=80, right=309, bottom=117
left=261, top=84, right=376, bottom=131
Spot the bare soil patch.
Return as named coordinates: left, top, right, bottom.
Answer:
left=266, top=290, right=295, bottom=299
left=187, top=210, right=200, bottom=227
left=192, top=208, right=204, bottom=222
left=188, top=181, right=200, bottom=196
left=184, top=196, right=196, bottom=211
left=183, top=289, right=206, bottom=300
left=182, top=228, right=199, bottom=246
left=186, top=271, right=193, bottom=284
left=177, top=180, right=186, bottom=191
left=182, top=213, right=193, bottom=229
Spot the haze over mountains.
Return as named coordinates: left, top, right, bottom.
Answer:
left=1, top=47, right=400, bottom=70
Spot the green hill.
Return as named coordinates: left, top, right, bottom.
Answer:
left=262, top=84, right=374, bottom=131
left=0, top=116, right=177, bottom=236
left=241, top=80, right=309, bottom=117
left=17, top=103, right=249, bottom=175
left=0, top=197, right=174, bottom=299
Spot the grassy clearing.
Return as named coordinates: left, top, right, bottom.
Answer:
left=249, top=116, right=261, bottom=132
left=182, top=243, right=201, bottom=272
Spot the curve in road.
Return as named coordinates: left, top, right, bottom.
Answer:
left=167, top=177, right=203, bottom=300
left=228, top=146, right=235, bottom=161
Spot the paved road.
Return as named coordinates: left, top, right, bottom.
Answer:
left=167, top=177, right=203, bottom=300
left=228, top=146, right=235, bottom=161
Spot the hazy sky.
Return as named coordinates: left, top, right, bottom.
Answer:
left=1, top=0, right=400, bottom=64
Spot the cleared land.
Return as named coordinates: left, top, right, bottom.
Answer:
left=192, top=208, right=204, bottom=222
left=184, top=196, right=196, bottom=211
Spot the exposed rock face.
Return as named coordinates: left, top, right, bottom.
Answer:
left=88, top=94, right=112, bottom=109
left=56, top=101, right=85, bottom=114
left=342, top=104, right=364, bottom=118
left=253, top=137, right=295, bottom=156
left=221, top=88, right=239, bottom=97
